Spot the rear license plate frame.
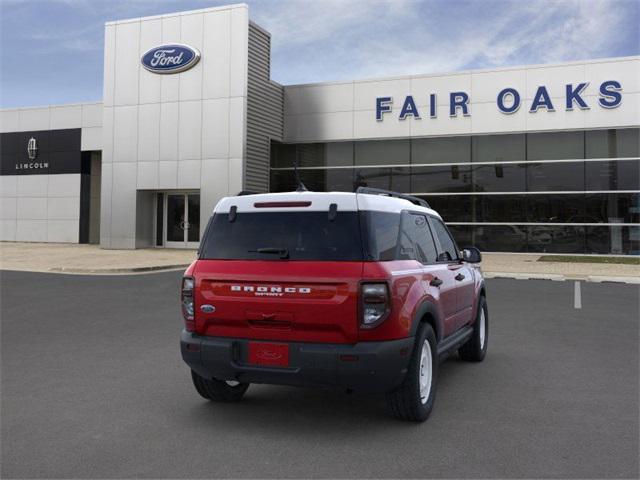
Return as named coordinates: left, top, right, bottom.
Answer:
left=247, top=342, right=290, bottom=367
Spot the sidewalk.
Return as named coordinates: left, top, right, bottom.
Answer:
left=0, top=242, right=638, bottom=282
left=0, top=242, right=195, bottom=274
left=481, top=253, right=640, bottom=284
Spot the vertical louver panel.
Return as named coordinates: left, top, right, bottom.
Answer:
left=245, top=23, right=284, bottom=192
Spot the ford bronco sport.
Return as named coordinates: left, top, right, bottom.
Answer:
left=180, top=187, right=487, bottom=422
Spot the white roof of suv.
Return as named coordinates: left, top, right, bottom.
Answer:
left=214, top=191, right=441, bottom=218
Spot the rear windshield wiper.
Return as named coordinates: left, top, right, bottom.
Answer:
left=249, top=247, right=290, bottom=259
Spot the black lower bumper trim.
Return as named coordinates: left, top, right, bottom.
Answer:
left=181, top=331, right=414, bottom=393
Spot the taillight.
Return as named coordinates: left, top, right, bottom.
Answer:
left=360, top=283, right=390, bottom=328
left=181, top=276, right=195, bottom=331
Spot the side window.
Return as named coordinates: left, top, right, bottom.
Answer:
left=398, top=212, right=438, bottom=263
left=429, top=217, right=459, bottom=262
left=364, top=211, right=401, bottom=261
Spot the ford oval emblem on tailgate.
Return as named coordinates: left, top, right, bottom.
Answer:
left=200, top=304, right=215, bottom=313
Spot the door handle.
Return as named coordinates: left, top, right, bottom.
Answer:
left=455, top=273, right=466, bottom=281
left=429, top=277, right=443, bottom=287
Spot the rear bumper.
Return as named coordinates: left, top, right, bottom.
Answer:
left=181, top=330, right=414, bottom=393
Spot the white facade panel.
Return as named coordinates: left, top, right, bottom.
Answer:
left=81, top=103, right=103, bottom=128
left=47, top=197, right=80, bottom=220
left=158, top=161, right=178, bottom=189
left=177, top=159, right=201, bottom=188
left=0, top=196, right=17, bottom=219
left=0, top=176, right=18, bottom=197
left=138, top=19, right=162, bottom=105
left=81, top=126, right=103, bottom=151
left=228, top=96, right=246, bottom=159
left=585, top=58, right=640, bottom=94
left=285, top=83, right=353, bottom=116
left=179, top=14, right=204, bottom=102
left=525, top=63, right=586, bottom=101
left=101, top=107, right=114, bottom=163
left=18, top=107, right=50, bottom=131
left=109, top=161, right=137, bottom=248
left=137, top=161, right=159, bottom=190
left=471, top=68, right=526, bottom=105
left=113, top=105, right=138, bottom=162
left=103, top=25, right=116, bottom=107
left=159, top=102, right=179, bottom=161
left=48, top=174, right=80, bottom=197
left=410, top=73, right=472, bottom=108
left=160, top=16, right=181, bottom=103
left=202, top=98, right=230, bottom=158
left=354, top=78, right=411, bottom=112
left=584, top=91, right=640, bottom=128
left=47, top=220, right=79, bottom=243
left=228, top=157, right=244, bottom=196
left=16, top=220, right=47, bottom=242
left=17, top=197, right=48, bottom=220
left=284, top=57, right=639, bottom=142
left=17, top=175, right=48, bottom=197
left=202, top=9, right=231, bottom=99
left=137, top=103, right=161, bottom=161
left=229, top=8, right=248, bottom=98
left=50, top=105, right=82, bottom=130
left=471, top=101, right=527, bottom=134
left=0, top=219, right=17, bottom=241
left=114, top=21, right=141, bottom=106
left=178, top=101, right=202, bottom=160
left=0, top=109, right=19, bottom=133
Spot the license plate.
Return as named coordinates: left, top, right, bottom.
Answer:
left=248, top=342, right=289, bottom=367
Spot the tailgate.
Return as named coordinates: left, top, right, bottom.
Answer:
left=194, top=260, right=363, bottom=344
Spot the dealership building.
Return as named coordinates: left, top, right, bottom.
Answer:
left=1, top=3, right=638, bottom=254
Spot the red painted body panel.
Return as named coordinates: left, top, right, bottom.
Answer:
left=193, top=260, right=363, bottom=344
left=188, top=256, right=483, bottom=345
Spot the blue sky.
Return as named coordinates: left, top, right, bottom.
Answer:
left=1, top=0, right=638, bottom=108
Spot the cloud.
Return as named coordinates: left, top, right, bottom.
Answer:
left=253, top=0, right=637, bottom=84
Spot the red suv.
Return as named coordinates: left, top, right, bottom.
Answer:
left=180, top=188, right=488, bottom=422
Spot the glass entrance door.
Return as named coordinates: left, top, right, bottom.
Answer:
left=164, top=193, right=200, bottom=248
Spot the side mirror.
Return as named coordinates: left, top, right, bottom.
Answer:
left=462, top=246, right=482, bottom=263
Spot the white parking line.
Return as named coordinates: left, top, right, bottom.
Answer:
left=574, top=281, right=582, bottom=309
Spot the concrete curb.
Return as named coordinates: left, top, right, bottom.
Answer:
left=484, top=271, right=640, bottom=284
left=48, top=264, right=190, bottom=274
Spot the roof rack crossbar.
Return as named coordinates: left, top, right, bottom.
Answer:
left=355, top=187, right=431, bottom=209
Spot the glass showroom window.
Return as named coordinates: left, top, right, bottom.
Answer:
left=472, top=133, right=525, bottom=163
left=527, top=161, right=586, bottom=191
left=354, top=167, right=410, bottom=192
left=355, top=139, right=409, bottom=166
left=585, top=128, right=639, bottom=158
left=419, top=196, right=474, bottom=222
left=411, top=165, right=472, bottom=193
left=585, top=160, right=640, bottom=191
left=527, top=131, right=584, bottom=160
left=412, top=136, right=471, bottom=164
left=471, top=163, right=526, bottom=192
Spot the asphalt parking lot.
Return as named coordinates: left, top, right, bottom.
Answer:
left=1, top=270, right=638, bottom=479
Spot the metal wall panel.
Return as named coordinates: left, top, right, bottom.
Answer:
left=244, top=23, right=283, bottom=192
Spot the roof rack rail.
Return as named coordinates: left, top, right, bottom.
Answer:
left=355, top=186, right=431, bottom=209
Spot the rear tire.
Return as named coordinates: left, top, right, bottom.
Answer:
left=191, top=370, right=249, bottom=402
left=386, top=324, right=438, bottom=422
left=459, top=295, right=488, bottom=362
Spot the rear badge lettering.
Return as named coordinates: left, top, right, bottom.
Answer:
left=230, top=285, right=311, bottom=296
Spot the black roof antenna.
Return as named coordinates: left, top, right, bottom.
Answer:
left=293, top=155, right=308, bottom=192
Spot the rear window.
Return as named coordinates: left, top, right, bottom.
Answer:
left=200, top=211, right=364, bottom=261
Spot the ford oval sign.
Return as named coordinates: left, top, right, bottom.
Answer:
left=141, top=44, right=200, bottom=74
